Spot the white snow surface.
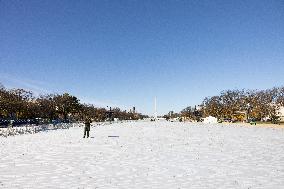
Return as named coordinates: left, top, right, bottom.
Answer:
left=0, top=121, right=284, bottom=189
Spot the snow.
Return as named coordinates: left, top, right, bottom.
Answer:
left=203, top=116, right=218, bottom=124
left=0, top=123, right=74, bottom=137
left=0, top=121, right=284, bottom=188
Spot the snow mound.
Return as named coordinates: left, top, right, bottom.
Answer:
left=203, top=116, right=218, bottom=124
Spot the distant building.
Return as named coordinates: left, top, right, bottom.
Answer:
left=129, top=107, right=136, bottom=114
left=168, top=111, right=174, bottom=117
left=277, top=106, right=284, bottom=121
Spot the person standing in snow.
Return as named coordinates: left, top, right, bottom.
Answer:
left=83, top=118, right=91, bottom=138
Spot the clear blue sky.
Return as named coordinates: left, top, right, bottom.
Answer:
left=1, top=0, right=284, bottom=115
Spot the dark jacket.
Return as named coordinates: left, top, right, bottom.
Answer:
left=84, top=120, right=91, bottom=131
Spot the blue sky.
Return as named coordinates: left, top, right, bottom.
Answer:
left=1, top=0, right=284, bottom=115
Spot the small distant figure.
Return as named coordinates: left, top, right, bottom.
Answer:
left=83, top=118, right=91, bottom=138
left=9, top=120, right=14, bottom=128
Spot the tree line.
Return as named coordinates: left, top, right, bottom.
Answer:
left=172, top=86, right=284, bottom=123
left=0, top=84, right=147, bottom=124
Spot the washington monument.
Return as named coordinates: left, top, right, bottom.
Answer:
left=154, top=97, right=157, bottom=120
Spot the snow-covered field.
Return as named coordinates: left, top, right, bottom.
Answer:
left=0, top=121, right=284, bottom=189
